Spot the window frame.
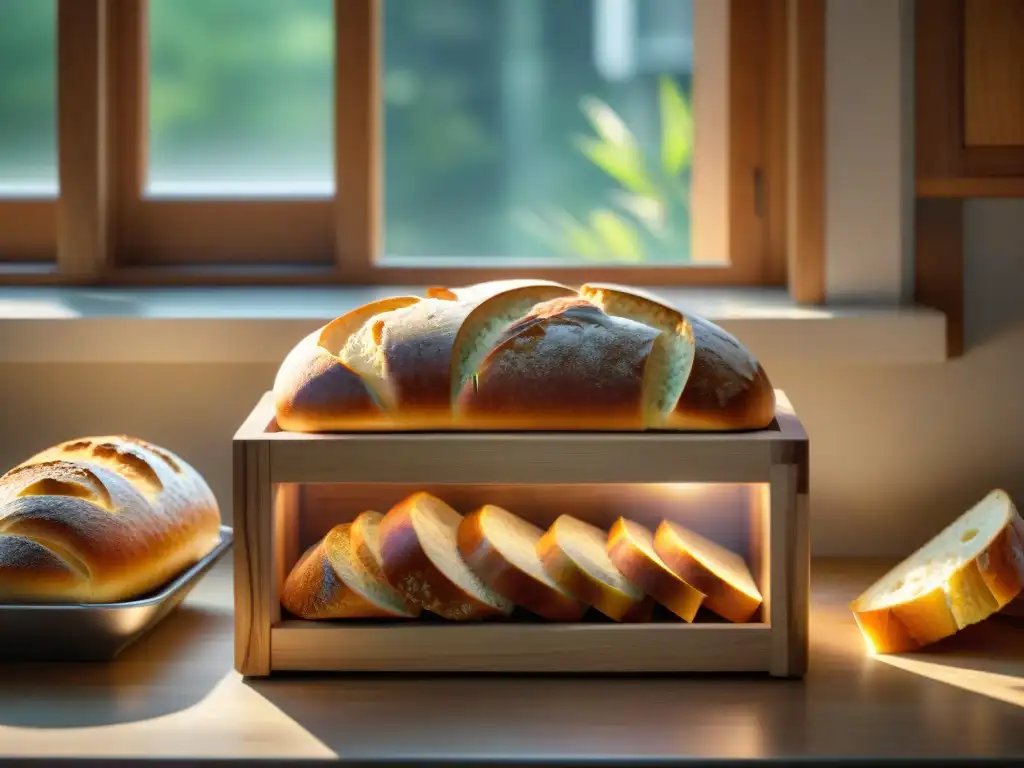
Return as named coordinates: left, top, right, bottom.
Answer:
left=0, top=0, right=823, bottom=292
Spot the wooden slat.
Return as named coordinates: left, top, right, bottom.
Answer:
left=914, top=198, right=964, bottom=357
left=915, top=0, right=964, bottom=182
left=334, top=0, right=379, bottom=272
left=233, top=440, right=273, bottom=676
left=918, top=177, right=1024, bottom=197
left=0, top=201, right=57, bottom=262
left=763, top=0, right=790, bottom=285
left=768, top=446, right=809, bottom=678
left=56, top=0, right=110, bottom=278
left=963, top=0, right=1024, bottom=147
left=271, top=622, right=772, bottom=673
left=786, top=0, right=826, bottom=304
left=728, top=0, right=772, bottom=283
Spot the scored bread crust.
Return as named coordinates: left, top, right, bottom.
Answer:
left=0, top=436, right=221, bottom=604
left=455, top=297, right=664, bottom=431
left=273, top=280, right=775, bottom=432
left=281, top=522, right=420, bottom=620
left=849, top=489, right=1024, bottom=654
left=538, top=514, right=653, bottom=622
left=272, top=296, right=422, bottom=431
left=607, top=517, right=706, bottom=622
left=458, top=505, right=585, bottom=621
left=580, top=283, right=776, bottom=430
left=378, top=492, right=514, bottom=621
left=653, top=520, right=763, bottom=623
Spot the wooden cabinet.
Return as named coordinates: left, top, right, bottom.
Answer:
left=917, top=0, right=1024, bottom=197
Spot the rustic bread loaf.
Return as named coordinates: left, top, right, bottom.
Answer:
left=850, top=489, right=1024, bottom=654
left=273, top=280, right=775, bottom=432
left=0, top=436, right=221, bottom=604
left=281, top=520, right=421, bottom=620
left=607, top=517, right=705, bottom=622
left=653, top=520, right=763, bottom=622
left=458, top=504, right=585, bottom=621
left=378, top=492, right=515, bottom=620
left=538, top=514, right=653, bottom=622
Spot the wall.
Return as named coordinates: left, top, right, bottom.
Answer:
left=0, top=200, right=1020, bottom=557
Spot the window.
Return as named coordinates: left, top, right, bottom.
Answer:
left=0, top=0, right=57, bottom=262
left=0, top=0, right=791, bottom=287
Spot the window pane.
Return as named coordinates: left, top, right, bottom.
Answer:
left=383, top=0, right=696, bottom=264
left=0, top=0, right=57, bottom=197
left=147, top=0, right=334, bottom=197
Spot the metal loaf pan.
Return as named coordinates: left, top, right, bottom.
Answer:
left=0, top=525, right=233, bottom=661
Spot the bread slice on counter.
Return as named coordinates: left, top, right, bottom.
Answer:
left=653, top=521, right=762, bottom=623
left=849, top=488, right=1024, bottom=654
left=458, top=505, right=585, bottom=621
left=379, top=492, right=515, bottom=620
left=537, top=515, right=653, bottom=622
left=280, top=522, right=421, bottom=620
left=607, top=517, right=705, bottom=622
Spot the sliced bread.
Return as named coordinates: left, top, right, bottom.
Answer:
left=653, top=521, right=762, bottom=623
left=280, top=523, right=421, bottom=620
left=378, top=492, right=515, bottom=620
left=458, top=505, right=585, bottom=621
left=537, top=515, right=653, bottom=622
left=850, top=489, right=1024, bottom=654
left=607, top=517, right=706, bottom=622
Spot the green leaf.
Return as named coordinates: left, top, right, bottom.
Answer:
left=589, top=209, right=645, bottom=262
left=659, top=76, right=693, bottom=176
left=553, top=211, right=607, bottom=260
left=610, top=191, right=666, bottom=234
left=574, top=136, right=654, bottom=196
left=580, top=95, right=636, bottom=148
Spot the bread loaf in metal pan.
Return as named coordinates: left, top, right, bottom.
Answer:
left=273, top=279, right=776, bottom=432
left=0, top=436, right=221, bottom=603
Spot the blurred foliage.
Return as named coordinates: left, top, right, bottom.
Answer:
left=0, top=0, right=694, bottom=261
left=522, top=76, right=693, bottom=263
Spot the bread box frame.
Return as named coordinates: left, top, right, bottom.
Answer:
left=233, top=390, right=809, bottom=678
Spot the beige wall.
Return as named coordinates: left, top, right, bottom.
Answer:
left=0, top=198, right=1021, bottom=556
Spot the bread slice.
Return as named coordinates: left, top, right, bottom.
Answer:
left=607, top=517, right=705, bottom=622
left=850, top=489, right=1024, bottom=654
left=280, top=523, right=421, bottom=620
left=537, top=515, right=653, bottom=622
left=379, top=492, right=515, bottom=620
left=458, top=505, right=585, bottom=621
left=654, top=521, right=762, bottom=622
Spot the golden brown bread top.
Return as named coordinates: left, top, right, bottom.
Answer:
left=272, top=280, right=776, bottom=432
left=0, top=435, right=221, bottom=604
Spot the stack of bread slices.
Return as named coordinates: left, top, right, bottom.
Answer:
left=281, top=491, right=763, bottom=624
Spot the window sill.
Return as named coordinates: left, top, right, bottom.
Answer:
left=0, top=285, right=947, bottom=365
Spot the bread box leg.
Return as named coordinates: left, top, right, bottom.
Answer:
left=233, top=440, right=273, bottom=676
left=768, top=451, right=810, bottom=677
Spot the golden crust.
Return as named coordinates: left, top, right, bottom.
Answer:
left=607, top=517, right=705, bottom=622
left=458, top=505, right=585, bottom=622
left=579, top=282, right=776, bottom=430
left=281, top=523, right=420, bottom=620
left=378, top=492, right=513, bottom=621
left=455, top=298, right=660, bottom=431
left=0, top=436, right=221, bottom=604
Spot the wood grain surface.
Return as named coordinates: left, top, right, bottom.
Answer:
left=1, top=558, right=1022, bottom=765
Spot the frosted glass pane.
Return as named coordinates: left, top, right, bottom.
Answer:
left=147, top=0, right=334, bottom=197
left=0, top=0, right=57, bottom=197
left=382, top=0, right=695, bottom=264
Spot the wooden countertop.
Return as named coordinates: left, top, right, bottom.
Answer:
left=0, top=559, right=1022, bottom=765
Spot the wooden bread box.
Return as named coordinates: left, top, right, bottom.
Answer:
left=232, top=389, right=809, bottom=678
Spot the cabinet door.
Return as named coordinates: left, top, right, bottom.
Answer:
left=917, top=0, right=1024, bottom=197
